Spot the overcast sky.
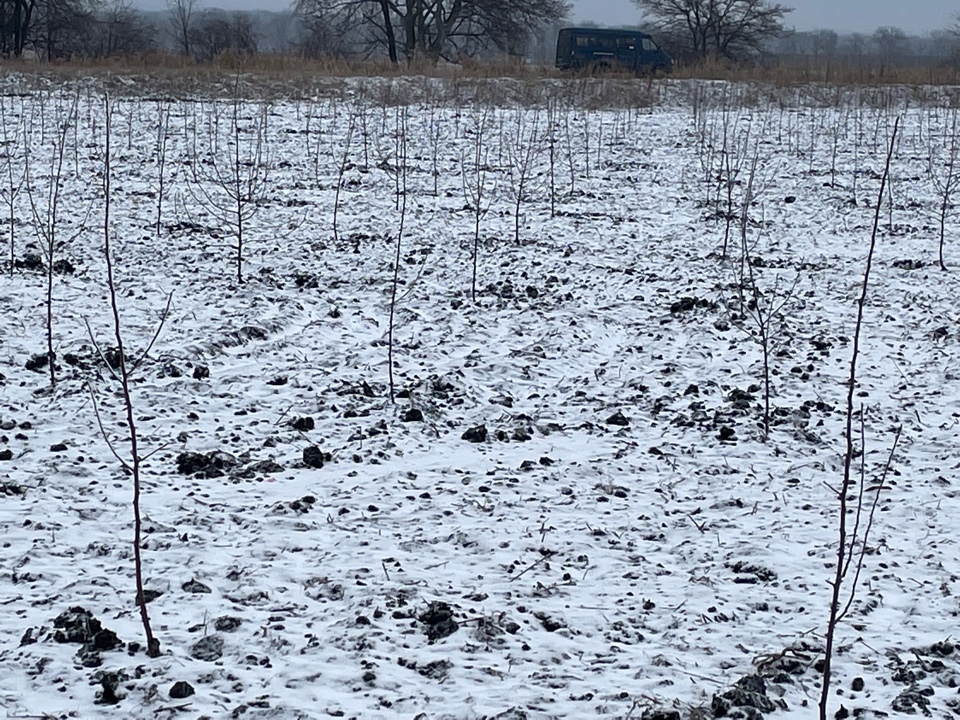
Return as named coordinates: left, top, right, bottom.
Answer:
left=571, top=0, right=958, bottom=35
left=135, top=0, right=959, bottom=36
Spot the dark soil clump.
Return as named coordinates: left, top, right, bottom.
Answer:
left=419, top=601, right=459, bottom=643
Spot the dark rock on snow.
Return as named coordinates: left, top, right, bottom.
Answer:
left=291, top=416, right=315, bottom=431
left=19, top=628, right=37, bottom=646
left=16, top=253, right=43, bottom=271
left=182, top=579, right=212, bottom=594
left=891, top=686, right=934, bottom=714
left=419, top=601, right=459, bottom=643
left=139, top=588, right=163, bottom=603
left=303, top=446, right=329, bottom=469
left=711, top=675, right=776, bottom=717
left=160, top=362, right=183, bottom=378
left=52, top=607, right=122, bottom=669
left=93, top=671, right=125, bottom=705
left=104, top=348, right=123, bottom=369
left=606, top=411, right=630, bottom=426
left=169, top=680, right=196, bottom=699
left=53, top=607, right=113, bottom=646
left=25, top=353, right=49, bottom=372
left=533, top=611, right=566, bottom=632
left=214, top=616, right=243, bottom=632
left=642, top=711, right=681, bottom=720
left=461, top=425, right=487, bottom=443
left=190, top=634, right=224, bottom=662
left=417, top=659, right=453, bottom=680
left=176, top=451, right=237, bottom=478
left=235, top=459, right=284, bottom=479
left=727, top=561, right=777, bottom=583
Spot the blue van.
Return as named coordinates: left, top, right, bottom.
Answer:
left=556, top=27, right=672, bottom=74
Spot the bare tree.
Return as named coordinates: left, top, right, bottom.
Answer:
left=0, top=93, right=26, bottom=275
left=504, top=107, right=541, bottom=245
left=330, top=105, right=357, bottom=246
left=152, top=101, right=171, bottom=238
left=2, top=0, right=142, bottom=58
left=86, top=0, right=156, bottom=57
left=24, top=92, right=89, bottom=387
left=386, top=107, right=407, bottom=403
left=295, top=0, right=569, bottom=64
left=190, top=9, right=257, bottom=61
left=636, top=0, right=791, bottom=62
left=87, top=94, right=168, bottom=660
left=189, top=88, right=272, bottom=284
left=839, top=32, right=868, bottom=59
left=809, top=28, right=838, bottom=57
left=461, top=104, right=493, bottom=302
left=31, top=0, right=97, bottom=60
left=297, top=7, right=354, bottom=58
left=0, top=0, right=38, bottom=57
left=929, top=109, right=959, bottom=271
left=426, top=98, right=446, bottom=197
left=819, top=116, right=900, bottom=720
left=871, top=25, right=909, bottom=63
left=166, top=0, right=198, bottom=56
left=727, top=154, right=799, bottom=442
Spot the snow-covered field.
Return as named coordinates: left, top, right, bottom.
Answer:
left=1, top=74, right=960, bottom=719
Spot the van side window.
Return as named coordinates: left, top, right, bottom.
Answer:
left=642, top=38, right=658, bottom=52
left=576, top=36, right=592, bottom=47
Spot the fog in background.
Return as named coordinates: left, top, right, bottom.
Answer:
left=566, top=0, right=956, bottom=34
left=133, top=0, right=959, bottom=35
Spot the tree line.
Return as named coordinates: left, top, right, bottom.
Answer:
left=1, top=0, right=958, bottom=68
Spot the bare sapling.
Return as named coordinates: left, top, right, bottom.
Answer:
left=88, top=95, right=171, bottom=659
left=1, top=94, right=26, bottom=275
left=461, top=104, right=492, bottom=302
left=190, top=91, right=272, bottom=284
left=427, top=99, right=444, bottom=197
left=828, top=104, right=846, bottom=189
left=304, top=98, right=317, bottom=178
left=186, top=99, right=198, bottom=173
left=806, top=108, right=821, bottom=175
left=595, top=112, right=603, bottom=169
left=563, top=106, right=576, bottom=196
left=153, top=101, right=171, bottom=237
left=929, top=109, right=959, bottom=271
left=818, top=116, right=900, bottom=720
left=25, top=92, right=88, bottom=387
left=694, top=108, right=718, bottom=211
left=851, top=106, right=863, bottom=206
left=391, top=105, right=403, bottom=209
left=885, top=119, right=899, bottom=234
left=582, top=110, right=590, bottom=179
left=728, top=153, right=799, bottom=441
left=718, top=112, right=752, bottom=262
left=358, top=84, right=370, bottom=170
left=387, top=108, right=408, bottom=403
left=547, top=98, right=558, bottom=218
left=505, top=108, right=542, bottom=245
left=330, top=104, right=358, bottom=247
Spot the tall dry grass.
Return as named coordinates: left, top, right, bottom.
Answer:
left=1, top=52, right=959, bottom=107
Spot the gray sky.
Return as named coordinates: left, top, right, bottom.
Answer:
left=135, top=0, right=959, bottom=36
left=570, top=0, right=958, bottom=35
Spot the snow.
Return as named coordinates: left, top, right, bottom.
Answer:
left=1, top=74, right=960, bottom=719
